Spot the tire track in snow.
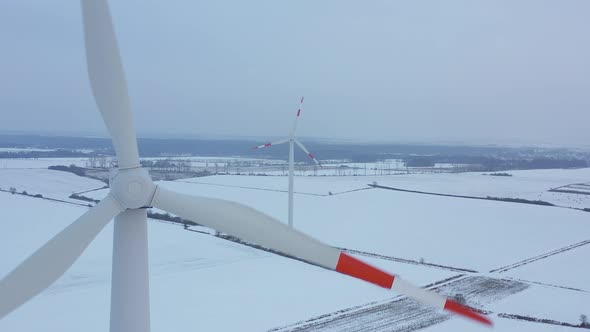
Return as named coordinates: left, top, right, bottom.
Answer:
left=505, top=277, right=589, bottom=293
left=489, top=239, right=590, bottom=273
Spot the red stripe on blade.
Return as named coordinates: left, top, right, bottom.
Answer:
left=308, top=153, right=315, bottom=159
left=264, top=143, right=272, bottom=147
left=335, top=253, right=395, bottom=289
left=444, top=300, right=493, bottom=326
left=300, top=96, right=304, bottom=103
left=297, top=109, right=301, bottom=116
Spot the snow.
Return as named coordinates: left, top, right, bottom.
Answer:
left=421, top=315, right=579, bottom=332
left=0, top=192, right=452, bottom=332
left=488, top=285, right=590, bottom=325
left=0, top=193, right=91, bottom=271
left=177, top=174, right=371, bottom=195
left=367, top=168, right=590, bottom=209
left=0, top=148, right=56, bottom=152
left=1, top=167, right=590, bottom=331
left=0, top=168, right=104, bottom=201
left=152, top=177, right=590, bottom=272
left=504, top=244, right=590, bottom=291
left=154, top=166, right=590, bottom=209
left=0, top=158, right=89, bottom=169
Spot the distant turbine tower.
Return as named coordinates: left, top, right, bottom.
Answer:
left=252, top=97, right=320, bottom=228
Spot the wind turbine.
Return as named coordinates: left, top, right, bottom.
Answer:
left=0, top=0, right=492, bottom=330
left=252, top=97, right=320, bottom=228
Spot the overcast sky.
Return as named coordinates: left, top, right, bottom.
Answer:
left=1, top=1, right=589, bottom=146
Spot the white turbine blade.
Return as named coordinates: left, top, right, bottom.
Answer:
left=0, top=194, right=123, bottom=319
left=289, top=96, right=304, bottom=137
left=81, top=0, right=140, bottom=169
left=151, top=187, right=492, bottom=326
left=295, top=140, right=320, bottom=166
left=153, top=186, right=337, bottom=267
left=251, top=138, right=289, bottom=150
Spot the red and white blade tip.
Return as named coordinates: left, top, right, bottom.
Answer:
left=335, top=253, right=493, bottom=326
left=308, top=153, right=321, bottom=166
left=252, top=142, right=272, bottom=150
left=296, top=97, right=304, bottom=117
left=444, top=299, right=493, bottom=326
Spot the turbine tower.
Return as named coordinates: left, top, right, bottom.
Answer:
left=252, top=97, right=320, bottom=228
left=0, top=1, right=492, bottom=330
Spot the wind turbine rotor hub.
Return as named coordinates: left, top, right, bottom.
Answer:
left=110, top=167, right=155, bottom=209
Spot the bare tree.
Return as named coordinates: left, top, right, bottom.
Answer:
left=86, top=156, right=99, bottom=168
left=98, top=157, right=108, bottom=169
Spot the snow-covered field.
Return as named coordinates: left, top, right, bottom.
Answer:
left=0, top=157, right=89, bottom=169
left=488, top=285, right=590, bottom=325
left=0, top=168, right=104, bottom=201
left=368, top=168, right=590, bottom=209
left=176, top=175, right=371, bottom=195
left=421, top=315, right=580, bottom=332
left=144, top=178, right=587, bottom=273
left=175, top=170, right=590, bottom=211
left=504, top=244, right=590, bottom=291
left=0, top=193, right=452, bottom=331
left=1, top=163, right=589, bottom=331
left=0, top=148, right=57, bottom=152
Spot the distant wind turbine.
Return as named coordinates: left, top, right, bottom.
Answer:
left=252, top=97, right=320, bottom=228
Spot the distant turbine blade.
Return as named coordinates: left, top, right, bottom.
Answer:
left=81, top=0, right=140, bottom=169
left=0, top=194, right=123, bottom=319
left=151, top=187, right=492, bottom=326
left=251, top=138, right=289, bottom=150
left=289, top=96, right=305, bottom=137
left=295, top=140, right=321, bottom=166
